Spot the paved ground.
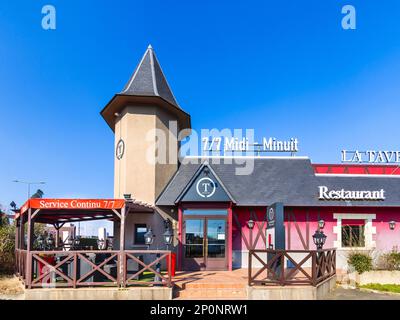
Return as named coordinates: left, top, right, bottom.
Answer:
left=2, top=288, right=400, bottom=300
left=324, top=287, right=400, bottom=300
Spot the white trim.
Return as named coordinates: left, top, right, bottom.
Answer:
left=334, top=213, right=376, bottom=220
left=149, top=48, right=158, bottom=96
left=333, top=213, right=376, bottom=250
left=316, top=173, right=400, bottom=178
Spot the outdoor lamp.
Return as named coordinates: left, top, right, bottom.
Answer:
left=318, top=219, right=325, bottom=230
left=97, top=238, right=105, bottom=250
left=312, top=230, right=327, bottom=250
left=163, top=228, right=173, bottom=246
left=247, top=220, right=255, bottom=230
left=67, top=236, right=74, bottom=246
left=46, top=234, right=55, bottom=248
left=389, top=221, right=396, bottom=230
left=10, top=201, right=17, bottom=210
left=37, top=235, right=44, bottom=249
left=123, top=194, right=132, bottom=201
left=74, top=236, right=81, bottom=246
left=144, top=228, right=155, bottom=246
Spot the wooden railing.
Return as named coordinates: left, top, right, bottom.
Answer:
left=15, top=249, right=173, bottom=289
left=248, top=248, right=336, bottom=286
left=123, top=250, right=172, bottom=287
left=15, top=249, right=27, bottom=282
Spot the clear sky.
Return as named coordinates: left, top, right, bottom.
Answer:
left=1, top=1, right=399, bottom=234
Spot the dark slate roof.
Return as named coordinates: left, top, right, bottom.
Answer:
left=156, top=157, right=400, bottom=207
left=100, top=46, right=191, bottom=132
left=121, top=45, right=179, bottom=108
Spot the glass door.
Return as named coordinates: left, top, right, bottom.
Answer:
left=183, top=216, right=227, bottom=271
left=183, top=219, right=206, bottom=270
left=205, top=219, right=227, bottom=270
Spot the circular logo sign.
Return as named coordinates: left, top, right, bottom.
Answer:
left=116, top=139, right=125, bottom=160
left=268, top=207, right=275, bottom=221
left=196, top=177, right=217, bottom=198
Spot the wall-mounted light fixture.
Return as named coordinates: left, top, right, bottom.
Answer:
left=318, top=219, right=325, bottom=230
left=389, top=221, right=396, bottom=230
left=247, top=220, right=255, bottom=230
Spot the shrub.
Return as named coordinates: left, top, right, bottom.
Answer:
left=377, top=249, right=400, bottom=271
left=347, top=252, right=373, bottom=274
left=0, top=223, right=15, bottom=274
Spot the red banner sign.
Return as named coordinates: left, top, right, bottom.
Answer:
left=19, top=199, right=125, bottom=215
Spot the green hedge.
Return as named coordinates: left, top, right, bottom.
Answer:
left=347, top=252, right=372, bottom=274
left=0, top=223, right=15, bottom=274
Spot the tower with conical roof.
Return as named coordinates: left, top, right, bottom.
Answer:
left=101, top=45, right=191, bottom=204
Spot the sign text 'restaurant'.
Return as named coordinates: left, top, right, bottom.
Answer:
left=318, top=186, right=385, bottom=201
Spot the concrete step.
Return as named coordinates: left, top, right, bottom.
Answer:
left=176, top=288, right=248, bottom=299
left=179, top=282, right=247, bottom=290
left=174, top=283, right=248, bottom=299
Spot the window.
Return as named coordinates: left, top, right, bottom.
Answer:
left=342, top=224, right=365, bottom=247
left=134, top=224, right=147, bottom=245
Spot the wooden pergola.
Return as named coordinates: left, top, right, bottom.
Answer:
left=14, top=199, right=173, bottom=289
left=15, top=199, right=127, bottom=252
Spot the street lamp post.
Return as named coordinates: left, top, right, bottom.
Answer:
left=13, top=180, right=46, bottom=199
left=312, top=230, right=327, bottom=250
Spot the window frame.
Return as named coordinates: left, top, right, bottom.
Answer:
left=341, top=224, right=365, bottom=248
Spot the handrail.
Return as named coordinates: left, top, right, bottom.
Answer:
left=250, top=248, right=334, bottom=253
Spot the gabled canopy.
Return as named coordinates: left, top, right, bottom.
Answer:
left=176, top=162, right=236, bottom=203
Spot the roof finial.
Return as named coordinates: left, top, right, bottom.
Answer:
left=147, top=44, right=153, bottom=50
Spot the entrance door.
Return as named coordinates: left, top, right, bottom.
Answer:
left=183, top=217, right=227, bottom=271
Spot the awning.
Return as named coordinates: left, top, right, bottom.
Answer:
left=16, top=198, right=154, bottom=224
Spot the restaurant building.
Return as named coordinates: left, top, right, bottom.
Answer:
left=98, top=45, right=400, bottom=273
left=15, top=46, right=400, bottom=287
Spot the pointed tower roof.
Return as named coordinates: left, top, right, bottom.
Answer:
left=101, top=45, right=191, bottom=132
left=121, top=45, right=179, bottom=108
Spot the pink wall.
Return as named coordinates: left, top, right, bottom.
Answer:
left=233, top=206, right=400, bottom=253
left=373, top=210, right=400, bottom=252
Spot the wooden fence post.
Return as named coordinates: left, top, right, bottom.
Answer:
left=248, top=249, right=252, bottom=286
left=311, top=252, right=317, bottom=286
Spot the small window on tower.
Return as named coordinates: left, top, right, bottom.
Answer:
left=134, top=224, right=147, bottom=245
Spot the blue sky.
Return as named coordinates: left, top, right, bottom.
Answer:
left=1, top=1, right=400, bottom=233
